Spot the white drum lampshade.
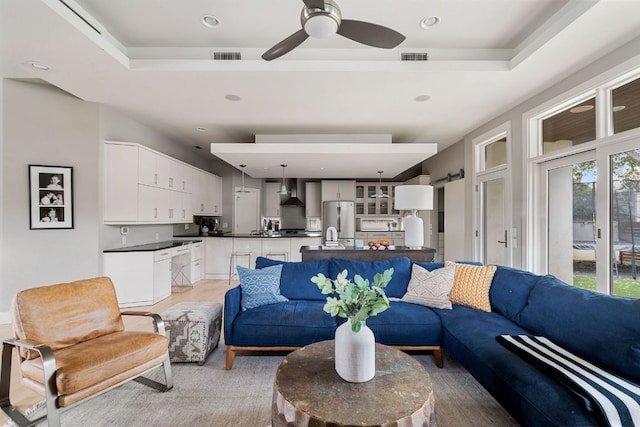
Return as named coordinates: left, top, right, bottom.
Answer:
left=394, top=185, right=434, bottom=249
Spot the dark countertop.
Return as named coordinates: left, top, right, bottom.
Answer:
left=300, top=245, right=436, bottom=263
left=179, top=233, right=323, bottom=239
left=104, top=239, right=202, bottom=253
left=300, top=245, right=435, bottom=252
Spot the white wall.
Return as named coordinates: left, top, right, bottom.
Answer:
left=457, top=35, right=640, bottom=268
left=1, top=79, right=100, bottom=313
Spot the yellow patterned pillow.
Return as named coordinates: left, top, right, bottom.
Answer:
left=445, top=261, right=497, bottom=312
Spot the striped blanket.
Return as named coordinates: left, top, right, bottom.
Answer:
left=497, top=335, right=640, bottom=427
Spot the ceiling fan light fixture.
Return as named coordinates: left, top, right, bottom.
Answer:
left=301, top=1, right=341, bottom=38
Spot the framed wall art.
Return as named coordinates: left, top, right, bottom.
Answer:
left=29, top=165, right=74, bottom=229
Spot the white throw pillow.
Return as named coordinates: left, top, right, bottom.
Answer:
left=401, top=264, right=455, bottom=309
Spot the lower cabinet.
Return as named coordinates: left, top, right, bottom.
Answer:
left=289, top=237, right=322, bottom=262
left=355, top=231, right=405, bottom=246
left=103, top=242, right=200, bottom=307
left=203, top=236, right=323, bottom=279
left=204, top=237, right=233, bottom=279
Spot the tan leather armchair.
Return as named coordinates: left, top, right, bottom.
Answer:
left=0, top=277, right=173, bottom=427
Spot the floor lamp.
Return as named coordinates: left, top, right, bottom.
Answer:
left=394, top=185, right=434, bottom=249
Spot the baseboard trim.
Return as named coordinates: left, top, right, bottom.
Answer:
left=0, top=311, right=10, bottom=324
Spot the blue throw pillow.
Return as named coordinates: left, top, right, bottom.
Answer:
left=238, top=264, right=288, bottom=310
left=255, top=257, right=330, bottom=300
left=329, top=257, right=412, bottom=298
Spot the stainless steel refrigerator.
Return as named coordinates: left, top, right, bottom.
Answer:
left=322, top=201, right=355, bottom=245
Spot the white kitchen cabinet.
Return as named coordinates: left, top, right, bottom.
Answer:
left=192, top=169, right=223, bottom=216
left=103, top=143, right=139, bottom=222
left=190, top=242, right=203, bottom=282
left=103, top=242, right=201, bottom=306
left=321, top=180, right=356, bottom=201
left=204, top=237, right=233, bottom=279
left=391, top=232, right=405, bottom=246
left=263, top=182, right=282, bottom=217
left=262, top=238, right=291, bottom=261
left=289, top=237, right=322, bottom=262
left=358, top=232, right=404, bottom=246
left=305, top=182, right=321, bottom=217
left=153, top=250, right=173, bottom=302
left=233, top=238, right=262, bottom=268
left=104, top=141, right=213, bottom=224
left=212, top=174, right=223, bottom=215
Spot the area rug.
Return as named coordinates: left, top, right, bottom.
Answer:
left=2, top=346, right=519, bottom=427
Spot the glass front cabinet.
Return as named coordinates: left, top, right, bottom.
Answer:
left=355, top=183, right=400, bottom=217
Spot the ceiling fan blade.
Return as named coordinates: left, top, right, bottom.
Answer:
left=337, top=19, right=406, bottom=49
left=302, top=0, right=325, bottom=9
left=262, top=29, right=309, bottom=61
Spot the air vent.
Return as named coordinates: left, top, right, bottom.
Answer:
left=401, top=52, right=429, bottom=61
left=212, top=52, right=242, bottom=61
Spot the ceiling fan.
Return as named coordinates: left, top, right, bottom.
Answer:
left=262, top=0, right=406, bottom=61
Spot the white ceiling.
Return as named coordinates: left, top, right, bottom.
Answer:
left=2, top=0, right=640, bottom=179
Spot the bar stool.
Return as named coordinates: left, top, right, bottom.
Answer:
left=265, top=251, right=288, bottom=262
left=229, top=251, right=252, bottom=286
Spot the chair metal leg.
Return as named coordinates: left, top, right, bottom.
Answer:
left=1, top=339, right=60, bottom=427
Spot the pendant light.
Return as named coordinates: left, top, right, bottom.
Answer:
left=370, top=171, right=390, bottom=198
left=278, top=164, right=289, bottom=195
left=236, top=164, right=250, bottom=193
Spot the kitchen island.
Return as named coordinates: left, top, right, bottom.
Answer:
left=300, top=246, right=436, bottom=263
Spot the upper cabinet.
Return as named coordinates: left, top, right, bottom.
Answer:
left=305, top=182, right=321, bottom=217
left=193, top=169, right=223, bottom=216
left=263, top=182, right=282, bottom=217
left=321, top=180, right=356, bottom=202
left=104, top=141, right=220, bottom=224
left=355, top=182, right=400, bottom=217
left=138, top=147, right=192, bottom=192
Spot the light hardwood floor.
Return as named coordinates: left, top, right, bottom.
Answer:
left=0, top=279, right=230, bottom=423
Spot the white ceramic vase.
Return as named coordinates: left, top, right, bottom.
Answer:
left=334, top=319, right=375, bottom=383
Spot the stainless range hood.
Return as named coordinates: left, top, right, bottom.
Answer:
left=281, top=179, right=304, bottom=206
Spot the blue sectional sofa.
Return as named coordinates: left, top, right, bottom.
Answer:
left=223, top=256, right=640, bottom=427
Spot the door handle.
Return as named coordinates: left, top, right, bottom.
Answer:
left=497, top=230, right=508, bottom=248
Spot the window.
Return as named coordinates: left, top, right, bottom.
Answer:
left=529, top=67, right=640, bottom=299
left=542, top=97, right=596, bottom=155
left=484, top=138, right=507, bottom=169
left=612, top=77, right=640, bottom=135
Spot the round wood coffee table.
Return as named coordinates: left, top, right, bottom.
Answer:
left=272, top=340, right=435, bottom=427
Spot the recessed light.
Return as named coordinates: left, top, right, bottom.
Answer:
left=613, top=105, right=626, bottom=112
left=28, top=61, right=50, bottom=71
left=569, top=105, right=594, bottom=113
left=419, top=16, right=441, bottom=29
left=201, top=15, right=221, bottom=28
left=196, top=127, right=207, bottom=132
left=414, top=95, right=431, bottom=102
left=225, top=94, right=241, bottom=101
left=194, top=145, right=203, bottom=150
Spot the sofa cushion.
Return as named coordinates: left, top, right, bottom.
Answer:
left=437, top=305, right=601, bottom=426
left=401, top=264, right=455, bottom=309
left=237, top=265, right=288, bottom=310
left=365, top=301, right=442, bottom=345
left=329, top=257, right=412, bottom=298
left=255, top=257, right=330, bottom=300
left=446, top=261, right=497, bottom=312
left=415, top=261, right=482, bottom=272
left=489, top=265, right=538, bottom=322
left=230, top=300, right=337, bottom=346
left=518, top=275, right=640, bottom=382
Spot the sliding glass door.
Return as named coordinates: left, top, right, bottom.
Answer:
left=604, top=146, right=640, bottom=297
left=540, top=140, right=640, bottom=298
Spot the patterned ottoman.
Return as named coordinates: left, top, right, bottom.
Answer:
left=161, top=302, right=223, bottom=365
